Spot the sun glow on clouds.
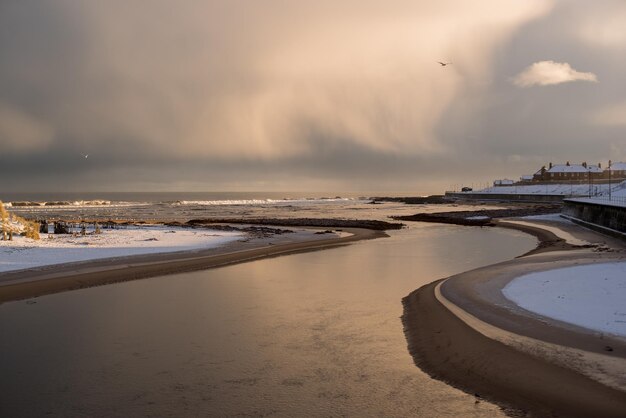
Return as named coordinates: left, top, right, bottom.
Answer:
left=576, top=2, right=626, bottom=48
left=0, top=0, right=551, bottom=160
left=513, top=60, right=598, bottom=87
left=184, top=1, right=551, bottom=158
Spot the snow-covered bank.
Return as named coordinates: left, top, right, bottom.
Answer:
left=474, top=180, right=626, bottom=196
left=0, top=226, right=243, bottom=272
left=503, top=218, right=589, bottom=246
left=502, top=262, right=626, bottom=337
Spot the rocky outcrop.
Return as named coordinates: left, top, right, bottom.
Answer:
left=186, top=218, right=404, bottom=230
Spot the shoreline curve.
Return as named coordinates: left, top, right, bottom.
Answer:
left=402, top=218, right=626, bottom=417
left=0, top=227, right=385, bottom=304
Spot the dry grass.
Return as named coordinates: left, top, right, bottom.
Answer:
left=0, top=201, right=40, bottom=240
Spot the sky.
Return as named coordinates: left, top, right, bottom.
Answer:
left=1, top=0, right=625, bottom=194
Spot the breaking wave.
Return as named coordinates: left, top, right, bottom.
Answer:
left=170, top=197, right=356, bottom=206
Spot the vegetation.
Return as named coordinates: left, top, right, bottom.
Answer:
left=0, top=201, right=7, bottom=240
left=23, top=220, right=40, bottom=240
left=0, top=201, right=40, bottom=240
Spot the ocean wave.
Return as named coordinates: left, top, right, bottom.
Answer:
left=52, top=200, right=112, bottom=206
left=171, top=197, right=356, bottom=206
left=7, top=200, right=150, bottom=209
left=8, top=200, right=112, bottom=207
left=7, top=201, right=41, bottom=207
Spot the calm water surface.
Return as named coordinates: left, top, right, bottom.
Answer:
left=0, top=223, right=536, bottom=417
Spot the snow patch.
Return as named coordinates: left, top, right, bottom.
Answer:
left=0, top=226, right=243, bottom=272
left=503, top=262, right=626, bottom=337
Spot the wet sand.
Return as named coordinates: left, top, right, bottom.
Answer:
left=5, top=213, right=626, bottom=416
left=402, top=217, right=626, bottom=417
left=0, top=227, right=385, bottom=304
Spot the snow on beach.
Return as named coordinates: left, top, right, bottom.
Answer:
left=476, top=181, right=626, bottom=196
left=504, top=218, right=589, bottom=246
left=503, top=262, right=626, bottom=337
left=0, top=226, right=243, bottom=273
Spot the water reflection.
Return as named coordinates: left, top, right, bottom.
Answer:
left=0, top=224, right=536, bottom=417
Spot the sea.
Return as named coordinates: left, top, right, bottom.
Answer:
left=0, top=191, right=537, bottom=417
left=2, top=191, right=450, bottom=222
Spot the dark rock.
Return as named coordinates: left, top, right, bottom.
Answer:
left=392, top=206, right=561, bottom=226
left=371, top=195, right=451, bottom=205
left=186, top=218, right=404, bottom=231
left=54, top=222, right=70, bottom=234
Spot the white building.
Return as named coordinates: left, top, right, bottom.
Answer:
left=494, top=179, right=515, bottom=186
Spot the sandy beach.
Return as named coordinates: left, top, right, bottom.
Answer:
left=3, top=211, right=626, bottom=416
left=0, top=226, right=385, bottom=304
left=403, top=217, right=626, bottom=417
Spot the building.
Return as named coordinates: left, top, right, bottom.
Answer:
left=608, top=162, right=626, bottom=178
left=493, top=179, right=515, bottom=186
left=533, top=161, right=604, bottom=182
left=510, top=161, right=626, bottom=185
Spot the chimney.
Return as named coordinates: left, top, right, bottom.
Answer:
left=549, top=162, right=553, bottom=169
left=582, top=161, right=587, bottom=168
left=598, top=162, right=602, bottom=169
left=566, top=161, right=570, bottom=166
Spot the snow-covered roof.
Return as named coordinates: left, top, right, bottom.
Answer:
left=547, top=164, right=600, bottom=173
left=494, top=179, right=515, bottom=185
left=609, top=162, right=626, bottom=171
left=520, top=175, right=533, bottom=180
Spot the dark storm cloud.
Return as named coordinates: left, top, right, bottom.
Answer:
left=5, top=0, right=625, bottom=192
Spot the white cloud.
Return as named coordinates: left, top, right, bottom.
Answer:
left=513, top=60, right=598, bottom=87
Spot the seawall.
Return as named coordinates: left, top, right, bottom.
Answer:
left=445, top=192, right=567, bottom=203
left=562, top=199, right=626, bottom=236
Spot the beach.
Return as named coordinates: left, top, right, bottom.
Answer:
left=5, top=1, right=626, bottom=415
left=0, top=217, right=536, bottom=417
left=2, top=202, right=626, bottom=416
left=0, top=225, right=385, bottom=304
left=403, top=216, right=626, bottom=417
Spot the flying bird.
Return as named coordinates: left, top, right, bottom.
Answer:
left=437, top=61, right=452, bottom=66
left=82, top=154, right=89, bottom=159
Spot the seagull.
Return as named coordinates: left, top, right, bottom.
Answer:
left=437, top=61, right=452, bottom=66
left=82, top=154, right=89, bottom=159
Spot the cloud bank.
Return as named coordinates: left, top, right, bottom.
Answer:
left=513, top=60, right=597, bottom=87
left=5, top=0, right=626, bottom=193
